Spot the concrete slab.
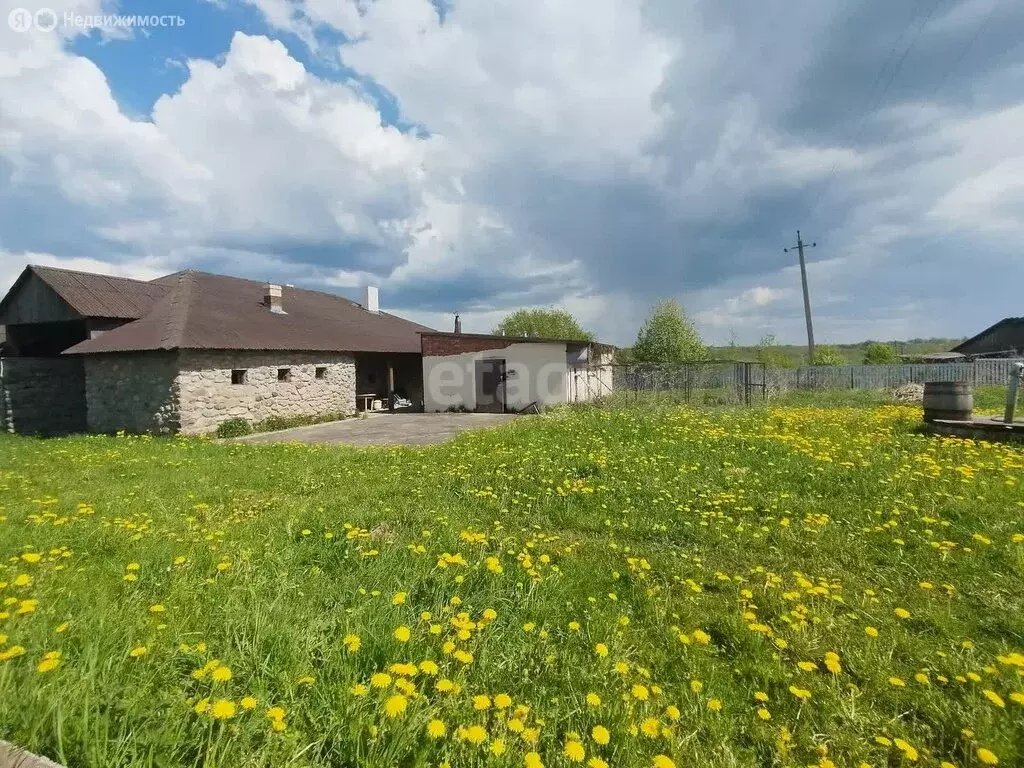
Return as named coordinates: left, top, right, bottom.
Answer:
left=924, top=416, right=1024, bottom=443
left=0, top=742, right=64, bottom=768
left=229, top=412, right=519, bottom=447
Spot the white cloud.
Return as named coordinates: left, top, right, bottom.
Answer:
left=2, top=0, right=1024, bottom=349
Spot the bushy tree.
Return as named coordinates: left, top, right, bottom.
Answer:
left=863, top=341, right=899, bottom=365
left=632, top=300, right=708, bottom=364
left=811, top=345, right=846, bottom=366
left=756, top=334, right=797, bottom=368
left=493, top=309, right=593, bottom=341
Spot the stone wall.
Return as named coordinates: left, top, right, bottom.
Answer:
left=84, top=353, right=179, bottom=434
left=0, top=357, right=86, bottom=435
left=176, top=351, right=356, bottom=434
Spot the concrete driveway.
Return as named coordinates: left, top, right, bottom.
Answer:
left=231, top=412, right=518, bottom=447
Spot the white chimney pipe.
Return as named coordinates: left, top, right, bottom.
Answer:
left=365, top=286, right=379, bottom=313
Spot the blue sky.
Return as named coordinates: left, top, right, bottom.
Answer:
left=1, top=0, right=1023, bottom=346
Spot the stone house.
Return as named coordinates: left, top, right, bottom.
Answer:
left=0, top=265, right=431, bottom=435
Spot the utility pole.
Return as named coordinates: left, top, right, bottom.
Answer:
left=784, top=230, right=816, bottom=363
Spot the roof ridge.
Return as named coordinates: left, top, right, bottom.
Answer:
left=161, top=272, right=197, bottom=349
left=30, top=264, right=153, bottom=285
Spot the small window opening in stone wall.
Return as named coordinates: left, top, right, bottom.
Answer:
left=315, top=366, right=328, bottom=380
left=278, top=367, right=292, bottom=382
left=231, top=369, right=247, bottom=385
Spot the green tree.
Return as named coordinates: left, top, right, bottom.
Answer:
left=756, top=334, right=797, bottom=368
left=811, top=345, right=846, bottom=366
left=863, top=341, right=899, bottom=365
left=632, top=300, right=708, bottom=364
left=493, top=308, right=593, bottom=341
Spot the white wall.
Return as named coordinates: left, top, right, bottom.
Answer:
left=423, top=342, right=569, bottom=412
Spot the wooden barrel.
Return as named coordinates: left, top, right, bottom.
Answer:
left=923, top=381, right=973, bottom=422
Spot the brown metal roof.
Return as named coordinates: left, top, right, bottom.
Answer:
left=422, top=331, right=610, bottom=348
left=64, top=269, right=433, bottom=355
left=27, top=265, right=170, bottom=319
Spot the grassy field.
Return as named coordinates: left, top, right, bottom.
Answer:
left=1, top=404, right=1022, bottom=768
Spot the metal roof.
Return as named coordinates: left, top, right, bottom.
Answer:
left=25, top=265, right=169, bottom=319
left=21, top=268, right=437, bottom=355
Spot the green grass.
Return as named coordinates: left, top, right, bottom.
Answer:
left=1, top=405, right=1022, bottom=767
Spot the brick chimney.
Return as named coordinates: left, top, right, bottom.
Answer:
left=264, top=283, right=285, bottom=314
left=364, top=286, right=379, bottom=313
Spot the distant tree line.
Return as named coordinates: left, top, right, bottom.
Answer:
left=491, top=303, right=957, bottom=367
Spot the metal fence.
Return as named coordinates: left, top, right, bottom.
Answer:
left=769, top=358, right=1022, bottom=391
left=607, top=361, right=767, bottom=405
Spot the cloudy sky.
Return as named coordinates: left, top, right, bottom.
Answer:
left=1, top=0, right=1022, bottom=346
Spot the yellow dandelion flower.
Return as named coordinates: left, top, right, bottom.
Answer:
left=36, top=656, right=61, bottom=673
left=129, top=646, right=148, bottom=658
left=708, top=698, right=723, bottom=712
left=473, top=694, right=491, bottom=710
left=977, top=748, right=999, bottom=765
left=690, top=679, right=703, bottom=694
left=594, top=643, right=609, bottom=657
left=564, top=740, right=586, bottom=762
left=343, top=634, right=361, bottom=653
left=788, top=685, right=811, bottom=700
left=592, top=725, right=610, bottom=745
left=894, top=607, right=911, bottom=620
left=757, top=707, right=772, bottom=721
left=754, top=691, right=769, bottom=702
left=586, top=691, right=601, bottom=707
left=427, top=719, right=446, bottom=738
left=888, top=677, right=906, bottom=687
left=589, top=759, right=609, bottom=768
left=370, top=672, right=392, bottom=688
left=463, top=724, right=487, bottom=745
left=525, top=752, right=544, bottom=768
left=210, top=699, right=236, bottom=720
left=653, top=756, right=676, bottom=768
left=636, top=717, right=660, bottom=738
left=419, top=660, right=439, bottom=675
left=240, top=696, right=257, bottom=710
left=494, top=693, right=512, bottom=709
left=392, top=591, right=407, bottom=605
left=865, top=626, right=879, bottom=638
left=383, top=694, right=408, bottom=718
left=631, top=683, right=650, bottom=700
left=665, top=705, right=680, bottom=721
left=983, top=690, right=1005, bottom=708
left=491, top=739, right=506, bottom=756
left=211, top=666, right=232, bottom=682
left=350, top=683, right=368, bottom=696
left=393, top=626, right=411, bottom=642
left=893, top=739, right=919, bottom=761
